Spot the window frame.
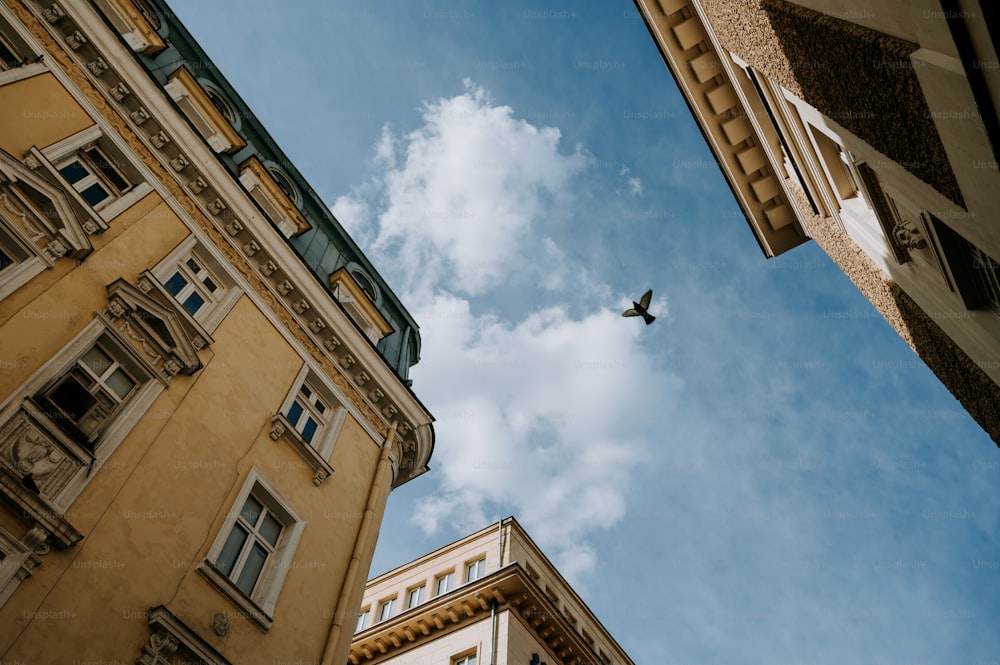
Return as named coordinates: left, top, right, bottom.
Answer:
left=270, top=365, right=347, bottom=485
left=355, top=607, right=371, bottom=633
left=377, top=596, right=396, bottom=623
left=151, top=235, right=241, bottom=333
left=434, top=570, right=455, bottom=597
left=405, top=583, right=426, bottom=609
left=453, top=651, right=478, bottom=665
left=464, top=557, right=486, bottom=584
left=40, top=126, right=152, bottom=223
left=0, top=319, right=164, bottom=510
left=198, top=469, right=306, bottom=631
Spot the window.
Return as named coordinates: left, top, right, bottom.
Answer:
left=203, top=86, right=236, bottom=124
left=453, top=653, right=477, bottom=665
left=355, top=607, right=370, bottom=632
left=163, top=254, right=221, bottom=317
left=406, top=584, right=425, bottom=609
left=285, top=382, right=330, bottom=446
left=200, top=470, right=306, bottom=631
left=0, top=14, right=37, bottom=76
left=56, top=145, right=133, bottom=210
left=435, top=571, right=454, bottom=596
left=377, top=597, right=396, bottom=622
left=40, top=126, right=149, bottom=222
left=0, top=30, right=21, bottom=70
left=151, top=236, right=240, bottom=333
left=214, top=492, right=285, bottom=597
left=930, top=213, right=1000, bottom=313
left=271, top=366, right=347, bottom=485
left=36, top=335, right=146, bottom=449
left=464, top=558, right=485, bottom=584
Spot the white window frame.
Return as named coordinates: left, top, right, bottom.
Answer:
left=406, top=584, right=425, bottom=609
left=199, top=468, right=305, bottom=631
left=435, top=571, right=454, bottom=597
left=275, top=365, right=347, bottom=460
left=377, top=597, right=396, bottom=623
left=41, top=126, right=152, bottom=223
left=151, top=235, right=241, bottom=333
left=0, top=319, right=163, bottom=509
left=355, top=607, right=371, bottom=633
left=0, top=212, right=45, bottom=300
left=464, top=557, right=486, bottom=584
left=453, top=652, right=478, bottom=665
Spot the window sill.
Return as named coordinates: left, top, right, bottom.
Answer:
left=196, top=560, right=273, bottom=632
left=269, top=413, right=334, bottom=486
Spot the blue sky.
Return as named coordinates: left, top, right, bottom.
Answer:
left=166, top=1, right=1000, bottom=663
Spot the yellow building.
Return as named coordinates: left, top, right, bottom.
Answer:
left=0, top=0, right=433, bottom=662
left=350, top=517, right=633, bottom=665
left=634, top=0, right=1000, bottom=444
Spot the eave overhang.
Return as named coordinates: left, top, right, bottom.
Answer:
left=634, top=0, right=808, bottom=257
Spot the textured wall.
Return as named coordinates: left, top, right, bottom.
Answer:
left=699, top=0, right=965, bottom=208
left=786, top=185, right=1000, bottom=447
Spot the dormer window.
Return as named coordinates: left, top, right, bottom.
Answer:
left=165, top=67, right=246, bottom=154
left=329, top=267, right=393, bottom=344
left=351, top=269, right=377, bottom=302
left=204, top=86, right=236, bottom=125
left=238, top=156, right=309, bottom=238
left=90, top=0, right=165, bottom=53
left=268, top=167, right=298, bottom=204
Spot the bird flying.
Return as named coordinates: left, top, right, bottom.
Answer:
left=622, top=289, right=656, bottom=325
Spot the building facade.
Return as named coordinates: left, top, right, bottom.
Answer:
left=350, top=517, right=633, bottom=665
left=634, top=0, right=1000, bottom=445
left=0, top=0, right=433, bottom=662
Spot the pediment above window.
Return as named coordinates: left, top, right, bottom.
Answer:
left=238, top=156, right=310, bottom=238
left=105, top=279, right=204, bottom=377
left=329, top=267, right=394, bottom=343
left=0, top=147, right=99, bottom=261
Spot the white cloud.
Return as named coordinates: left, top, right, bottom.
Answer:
left=334, top=81, right=680, bottom=580
left=337, top=80, right=589, bottom=299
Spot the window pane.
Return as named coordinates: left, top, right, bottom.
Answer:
left=164, top=272, right=188, bottom=296
left=47, top=375, right=96, bottom=421
left=215, top=524, right=248, bottom=576
left=182, top=292, right=205, bottom=315
left=105, top=367, right=136, bottom=400
left=81, top=346, right=113, bottom=376
left=240, top=495, right=263, bottom=525
left=301, top=417, right=318, bottom=444
left=85, top=148, right=130, bottom=192
left=58, top=161, right=88, bottom=184
left=0, top=246, right=15, bottom=271
left=185, top=257, right=201, bottom=272
left=286, top=401, right=303, bottom=427
left=235, top=542, right=268, bottom=596
left=259, top=513, right=282, bottom=547
left=79, top=183, right=110, bottom=206
left=203, top=276, right=218, bottom=293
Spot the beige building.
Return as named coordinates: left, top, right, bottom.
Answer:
left=634, top=0, right=1000, bottom=444
left=0, top=0, right=433, bottom=662
left=350, top=517, right=633, bottom=665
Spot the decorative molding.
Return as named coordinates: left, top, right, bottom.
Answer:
left=141, top=606, right=233, bottom=665
left=269, top=413, right=334, bottom=486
